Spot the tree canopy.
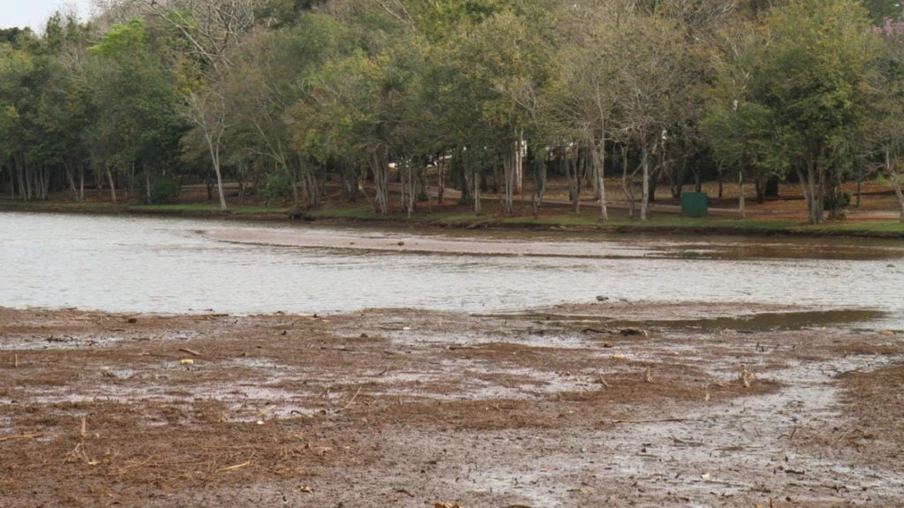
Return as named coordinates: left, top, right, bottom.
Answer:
left=1, top=0, right=903, bottom=221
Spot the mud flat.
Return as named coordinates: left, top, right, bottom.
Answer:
left=1, top=303, right=902, bottom=507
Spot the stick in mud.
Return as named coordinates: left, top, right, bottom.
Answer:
left=217, top=461, right=252, bottom=473
left=0, top=433, right=42, bottom=442
left=341, top=387, right=363, bottom=410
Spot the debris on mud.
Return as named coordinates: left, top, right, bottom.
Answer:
left=1, top=303, right=902, bottom=507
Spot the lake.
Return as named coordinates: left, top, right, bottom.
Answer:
left=1, top=212, right=902, bottom=327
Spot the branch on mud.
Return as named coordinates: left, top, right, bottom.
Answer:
left=604, top=418, right=704, bottom=426
left=341, top=386, right=363, bottom=410
left=0, top=433, right=42, bottom=442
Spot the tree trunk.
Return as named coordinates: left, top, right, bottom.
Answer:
left=65, top=163, right=79, bottom=202
left=369, top=150, right=389, bottom=215
left=437, top=156, right=445, bottom=205
left=502, top=148, right=515, bottom=217
left=78, top=166, right=85, bottom=203
left=804, top=157, right=822, bottom=224
left=621, top=145, right=636, bottom=219
left=473, top=170, right=482, bottom=215
left=595, top=140, right=608, bottom=221
left=208, top=143, right=228, bottom=211
left=7, top=163, right=14, bottom=199
left=796, top=168, right=811, bottom=222
left=738, top=171, right=745, bottom=219
left=573, top=151, right=584, bottom=215
left=532, top=149, right=546, bottom=218
left=806, top=165, right=817, bottom=223
left=289, top=164, right=299, bottom=207
left=885, top=149, right=904, bottom=223
left=640, top=145, right=651, bottom=221
left=453, top=147, right=471, bottom=204
left=79, top=166, right=84, bottom=203
left=106, top=164, right=118, bottom=204
left=407, top=159, right=416, bottom=218
left=18, top=157, right=29, bottom=201
left=515, top=131, right=524, bottom=195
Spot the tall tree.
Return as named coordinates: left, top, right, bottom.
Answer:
left=87, top=17, right=185, bottom=203
left=138, top=0, right=263, bottom=210
left=611, top=10, right=695, bottom=220
left=712, top=0, right=877, bottom=223
left=866, top=14, right=904, bottom=221
left=452, top=6, right=554, bottom=216
left=549, top=2, right=622, bottom=219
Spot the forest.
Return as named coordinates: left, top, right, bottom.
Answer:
left=2, top=0, right=904, bottom=224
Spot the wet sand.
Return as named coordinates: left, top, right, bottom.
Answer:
left=1, top=303, right=902, bottom=507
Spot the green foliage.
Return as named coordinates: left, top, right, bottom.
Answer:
left=703, top=0, right=878, bottom=222
left=260, top=172, right=295, bottom=201
left=1, top=0, right=903, bottom=219
left=140, top=174, right=181, bottom=204
left=860, top=0, right=903, bottom=23
left=825, top=189, right=853, bottom=210
left=89, top=18, right=147, bottom=57
left=255, top=0, right=328, bottom=27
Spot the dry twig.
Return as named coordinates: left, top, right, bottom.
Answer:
left=341, top=387, right=363, bottom=410
left=0, top=433, right=42, bottom=443
left=179, top=347, right=201, bottom=357
left=217, top=460, right=252, bottom=473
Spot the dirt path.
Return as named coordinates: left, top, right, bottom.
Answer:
left=1, top=303, right=901, bottom=507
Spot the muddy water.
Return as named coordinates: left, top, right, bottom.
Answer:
left=1, top=212, right=903, bottom=326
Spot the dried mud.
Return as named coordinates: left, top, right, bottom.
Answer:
left=1, top=303, right=902, bottom=507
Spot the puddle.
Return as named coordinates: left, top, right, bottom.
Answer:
left=632, top=309, right=890, bottom=333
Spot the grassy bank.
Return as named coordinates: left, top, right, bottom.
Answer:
left=1, top=196, right=902, bottom=239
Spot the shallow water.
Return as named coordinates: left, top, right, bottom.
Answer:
left=1, top=212, right=902, bottom=327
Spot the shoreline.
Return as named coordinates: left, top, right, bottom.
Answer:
left=1, top=198, right=903, bottom=240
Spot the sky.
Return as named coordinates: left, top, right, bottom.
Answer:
left=1, top=0, right=94, bottom=31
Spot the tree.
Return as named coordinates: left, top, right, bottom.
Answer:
left=610, top=10, right=695, bottom=221
left=87, top=17, right=185, bottom=203
left=727, top=0, right=877, bottom=223
left=139, top=0, right=264, bottom=210
left=702, top=16, right=786, bottom=211
left=548, top=1, right=628, bottom=220
left=0, top=13, right=96, bottom=202
left=866, top=14, right=904, bottom=221
left=449, top=6, right=554, bottom=216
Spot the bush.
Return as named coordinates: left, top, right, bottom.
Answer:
left=140, top=174, right=180, bottom=204
left=825, top=189, right=852, bottom=211
left=260, top=172, right=294, bottom=202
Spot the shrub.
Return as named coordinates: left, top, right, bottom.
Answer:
left=140, top=174, right=180, bottom=204
left=260, top=172, right=294, bottom=202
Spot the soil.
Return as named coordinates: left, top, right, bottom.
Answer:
left=1, top=302, right=902, bottom=507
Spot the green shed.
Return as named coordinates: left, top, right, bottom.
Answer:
left=681, top=192, right=708, bottom=217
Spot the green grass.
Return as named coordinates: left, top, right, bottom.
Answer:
left=2, top=198, right=901, bottom=238
left=807, top=220, right=904, bottom=234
